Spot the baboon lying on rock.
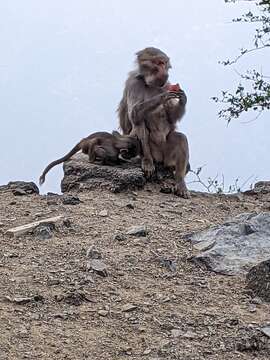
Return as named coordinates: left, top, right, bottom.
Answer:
left=39, top=131, right=140, bottom=185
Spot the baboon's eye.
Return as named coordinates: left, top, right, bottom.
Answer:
left=153, top=59, right=165, bottom=66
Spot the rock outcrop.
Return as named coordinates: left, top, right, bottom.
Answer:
left=189, top=213, right=270, bottom=275
left=61, top=153, right=173, bottom=193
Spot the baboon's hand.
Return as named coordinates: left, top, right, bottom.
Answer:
left=162, top=91, right=181, bottom=103
left=175, top=89, right=187, bottom=106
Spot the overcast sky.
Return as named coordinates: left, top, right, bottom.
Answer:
left=0, top=0, right=269, bottom=193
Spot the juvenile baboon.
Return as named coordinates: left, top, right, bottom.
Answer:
left=118, top=47, right=187, bottom=177
left=39, top=131, right=140, bottom=185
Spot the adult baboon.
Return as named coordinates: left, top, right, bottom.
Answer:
left=39, top=131, right=140, bottom=185
left=118, top=47, right=187, bottom=177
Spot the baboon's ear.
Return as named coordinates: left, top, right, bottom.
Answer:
left=112, top=130, right=121, bottom=137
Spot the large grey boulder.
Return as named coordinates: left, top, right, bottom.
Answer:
left=189, top=213, right=270, bottom=275
left=61, top=153, right=173, bottom=193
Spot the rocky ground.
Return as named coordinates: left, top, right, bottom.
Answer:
left=0, top=176, right=270, bottom=360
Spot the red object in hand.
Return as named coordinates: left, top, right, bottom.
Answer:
left=166, top=83, right=181, bottom=92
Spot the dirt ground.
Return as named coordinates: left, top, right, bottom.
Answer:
left=0, top=184, right=270, bottom=360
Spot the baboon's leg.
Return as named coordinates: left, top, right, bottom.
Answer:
left=131, top=124, right=154, bottom=177
left=174, top=160, right=190, bottom=199
left=166, top=132, right=190, bottom=199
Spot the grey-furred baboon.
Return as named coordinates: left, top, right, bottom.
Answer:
left=118, top=47, right=189, bottom=197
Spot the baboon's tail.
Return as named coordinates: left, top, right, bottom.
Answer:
left=39, top=142, right=81, bottom=185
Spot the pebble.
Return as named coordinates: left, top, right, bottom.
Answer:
left=62, top=195, right=81, bottom=205
left=182, top=331, right=198, bottom=339
left=99, top=210, right=108, bottom=217
left=88, top=259, right=108, bottom=277
left=5, top=295, right=44, bottom=304
left=86, top=246, right=102, bottom=259
left=122, top=303, right=137, bottom=312
left=34, top=224, right=54, bottom=240
left=126, top=225, right=147, bottom=237
left=248, top=304, right=257, bottom=313
left=98, top=310, right=109, bottom=317
left=171, top=329, right=182, bottom=338
left=160, top=258, right=177, bottom=272
left=143, top=349, right=152, bottom=355
left=113, top=234, right=126, bottom=242
left=250, top=297, right=263, bottom=305
left=126, top=203, right=135, bottom=209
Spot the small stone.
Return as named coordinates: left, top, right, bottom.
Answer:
left=126, top=203, right=135, bottom=209
left=63, top=219, right=72, bottom=228
left=3, top=252, right=18, bottom=258
left=98, top=310, right=109, bottom=317
left=0, top=222, right=4, bottom=227
left=47, top=192, right=59, bottom=196
left=47, top=278, right=60, bottom=286
left=126, top=225, right=147, bottom=237
left=250, top=297, right=263, bottom=305
left=34, top=223, right=55, bottom=240
left=84, top=275, right=95, bottom=284
left=99, top=210, right=108, bottom=217
left=113, top=234, right=126, bottom=242
left=5, top=295, right=44, bottom=304
left=88, top=259, right=108, bottom=277
left=122, top=346, right=132, bottom=355
left=5, top=297, right=32, bottom=304
left=62, top=195, right=81, bottom=205
left=86, top=246, right=102, bottom=259
left=54, top=291, right=90, bottom=306
left=182, top=331, right=197, bottom=339
left=248, top=304, right=257, bottom=313
left=171, top=329, right=182, bottom=338
left=143, top=349, right=152, bottom=355
left=160, top=258, right=177, bottom=272
left=159, top=339, right=171, bottom=349
left=161, top=297, right=171, bottom=303
left=122, top=303, right=137, bottom=312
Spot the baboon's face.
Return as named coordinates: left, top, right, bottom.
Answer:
left=139, top=57, right=169, bottom=87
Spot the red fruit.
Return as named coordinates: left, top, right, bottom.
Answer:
left=166, top=83, right=181, bottom=92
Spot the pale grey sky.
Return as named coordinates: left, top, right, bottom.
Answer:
left=0, top=0, right=269, bottom=193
